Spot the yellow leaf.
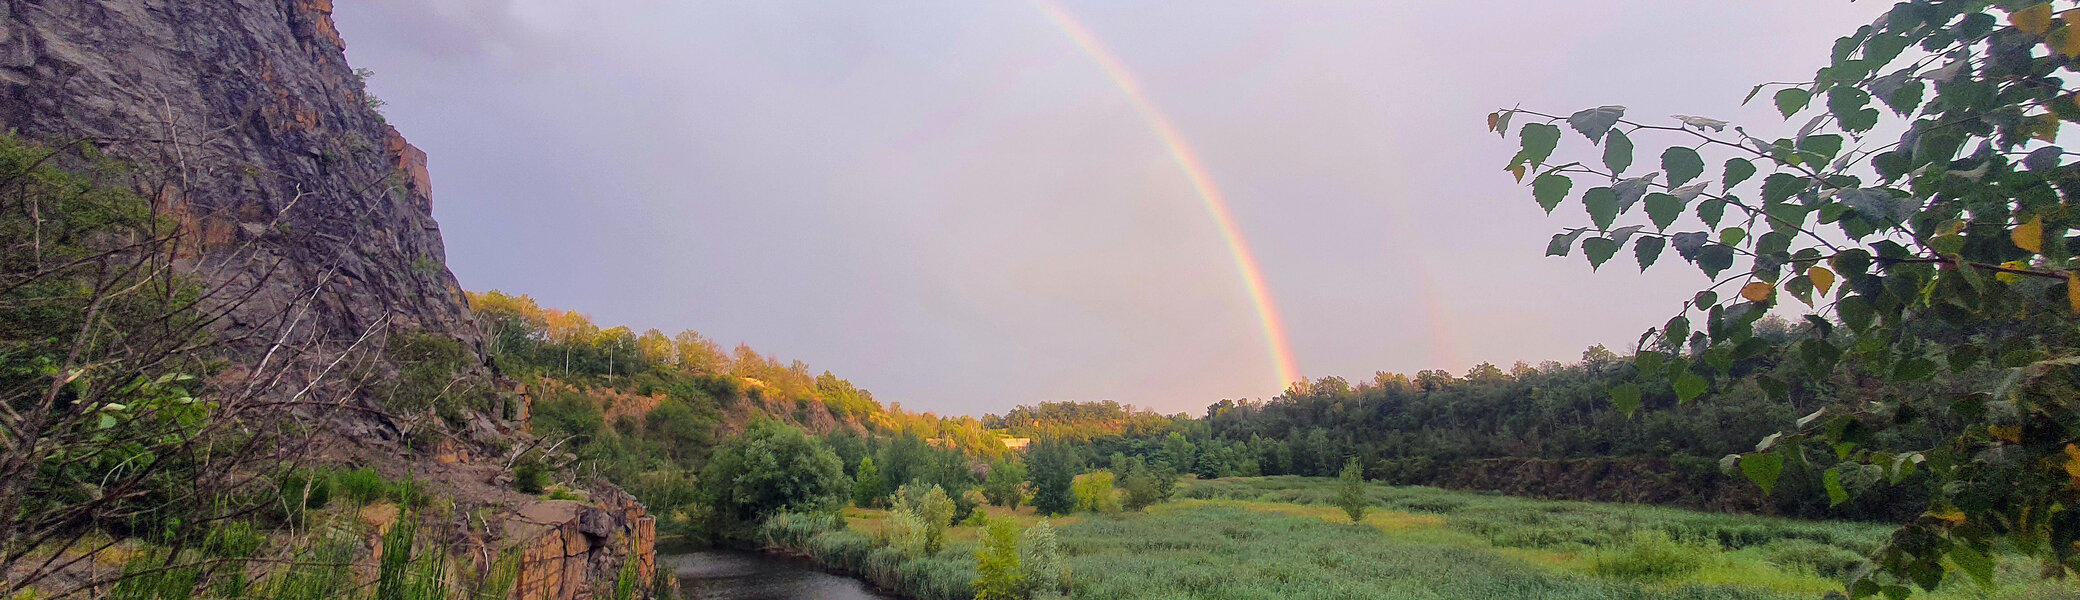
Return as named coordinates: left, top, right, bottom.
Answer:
left=1929, top=507, right=1967, bottom=524
left=2016, top=3, right=2055, bottom=35
left=1998, top=260, right=2028, bottom=284
left=2030, top=112, right=2063, bottom=142
left=1740, top=282, right=1775, bottom=302
left=1990, top=424, right=2023, bottom=443
left=2064, top=444, right=2080, bottom=481
left=2014, top=216, right=2045, bottom=254
left=1809, top=266, right=1835, bottom=296
left=2069, top=271, right=2080, bottom=313
left=2059, top=25, right=2080, bottom=58
left=1509, top=164, right=1527, bottom=183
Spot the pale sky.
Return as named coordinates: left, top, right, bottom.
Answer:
left=333, top=1, right=1882, bottom=416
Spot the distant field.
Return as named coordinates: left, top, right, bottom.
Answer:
left=793, top=476, right=2077, bottom=600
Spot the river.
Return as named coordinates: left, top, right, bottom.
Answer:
left=666, top=549, right=895, bottom=600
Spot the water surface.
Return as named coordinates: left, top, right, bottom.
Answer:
left=667, top=549, right=893, bottom=600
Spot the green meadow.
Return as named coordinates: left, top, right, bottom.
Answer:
left=769, top=476, right=2080, bottom=600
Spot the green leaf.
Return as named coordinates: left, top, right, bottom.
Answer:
left=1894, top=356, right=1937, bottom=381
left=1512, top=123, right=1562, bottom=168
left=1696, top=198, right=1727, bottom=229
left=1741, top=452, right=1785, bottom=495
left=1823, top=467, right=1848, bottom=506
left=1827, top=86, right=1880, bottom=131
left=1761, top=173, right=1810, bottom=205
left=1635, top=236, right=1665, bottom=271
left=1583, top=237, right=1621, bottom=270
left=1673, top=372, right=1708, bottom=403
left=1532, top=173, right=1572, bottom=213
left=1720, top=227, right=1747, bottom=247
left=1723, top=158, right=1756, bottom=190
left=1798, top=134, right=1844, bottom=165
left=1604, top=129, right=1634, bottom=174
left=1607, top=383, right=1642, bottom=418
left=1696, top=244, right=1735, bottom=278
left=1583, top=187, right=1618, bottom=230
left=1661, top=147, right=1704, bottom=188
left=1567, top=106, right=1626, bottom=143
left=1642, top=193, right=1682, bottom=231
left=1774, top=88, right=1811, bottom=118
left=1949, top=543, right=1994, bottom=588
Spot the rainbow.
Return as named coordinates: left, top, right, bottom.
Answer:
left=1031, top=0, right=1303, bottom=390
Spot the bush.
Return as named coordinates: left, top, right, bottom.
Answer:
left=699, top=419, right=848, bottom=528
left=971, top=518, right=1024, bottom=600
left=1072, top=471, right=1119, bottom=513
left=513, top=455, right=553, bottom=494
left=1591, top=530, right=1708, bottom=581
left=854, top=457, right=884, bottom=509
left=982, top=458, right=1027, bottom=509
left=334, top=467, right=391, bottom=504
left=277, top=470, right=334, bottom=520
left=1335, top=458, right=1368, bottom=523
left=1018, top=519, right=1069, bottom=598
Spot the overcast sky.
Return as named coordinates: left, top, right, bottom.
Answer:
left=333, top=1, right=1881, bottom=416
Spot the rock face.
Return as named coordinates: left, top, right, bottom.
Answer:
left=0, top=3, right=663, bottom=599
left=506, top=487, right=662, bottom=600
left=0, top=0, right=476, bottom=352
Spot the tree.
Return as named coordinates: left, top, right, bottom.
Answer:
left=1027, top=440, right=1079, bottom=516
left=1495, top=2, right=2080, bottom=594
left=1019, top=519, right=1070, bottom=599
left=853, top=457, right=883, bottom=509
left=1071, top=471, right=1119, bottom=513
left=971, top=518, right=1025, bottom=600
left=698, top=419, right=847, bottom=526
left=982, top=457, right=1028, bottom=508
left=1336, top=458, right=1368, bottom=524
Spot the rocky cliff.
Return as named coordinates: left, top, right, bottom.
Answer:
left=0, top=0, right=474, bottom=353
left=0, top=2, right=660, bottom=598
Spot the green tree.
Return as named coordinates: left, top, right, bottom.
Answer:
left=1027, top=440, right=1078, bottom=516
left=1495, top=2, right=2080, bottom=594
left=698, top=420, right=847, bottom=526
left=971, top=518, right=1025, bottom=600
left=1071, top=471, right=1119, bottom=513
left=853, top=457, right=883, bottom=509
left=916, top=484, right=957, bottom=554
left=1019, top=519, right=1070, bottom=599
left=982, top=457, right=1028, bottom=508
left=1336, top=458, right=1367, bottom=523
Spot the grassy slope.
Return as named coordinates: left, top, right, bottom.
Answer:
left=817, top=477, right=2076, bottom=600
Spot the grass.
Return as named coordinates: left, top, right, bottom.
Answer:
left=774, top=476, right=2080, bottom=600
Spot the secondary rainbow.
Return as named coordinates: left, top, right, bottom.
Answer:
left=1032, top=0, right=1303, bottom=390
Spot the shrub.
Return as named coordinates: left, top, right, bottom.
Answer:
left=879, top=505, right=930, bottom=558
left=971, top=518, right=1024, bottom=600
left=1026, top=440, right=1078, bottom=516
left=1018, top=519, right=1068, bottom=598
left=1335, top=458, right=1368, bottom=523
left=854, top=457, right=884, bottom=509
left=532, top=392, right=604, bottom=444
left=1072, top=471, right=1119, bottom=513
left=1120, top=470, right=1162, bottom=512
left=1591, top=530, right=1708, bottom=581
left=982, top=458, right=1027, bottom=509
left=335, top=467, right=391, bottom=504
left=277, top=470, right=334, bottom=521
left=699, top=419, right=848, bottom=527
left=513, top=456, right=553, bottom=494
